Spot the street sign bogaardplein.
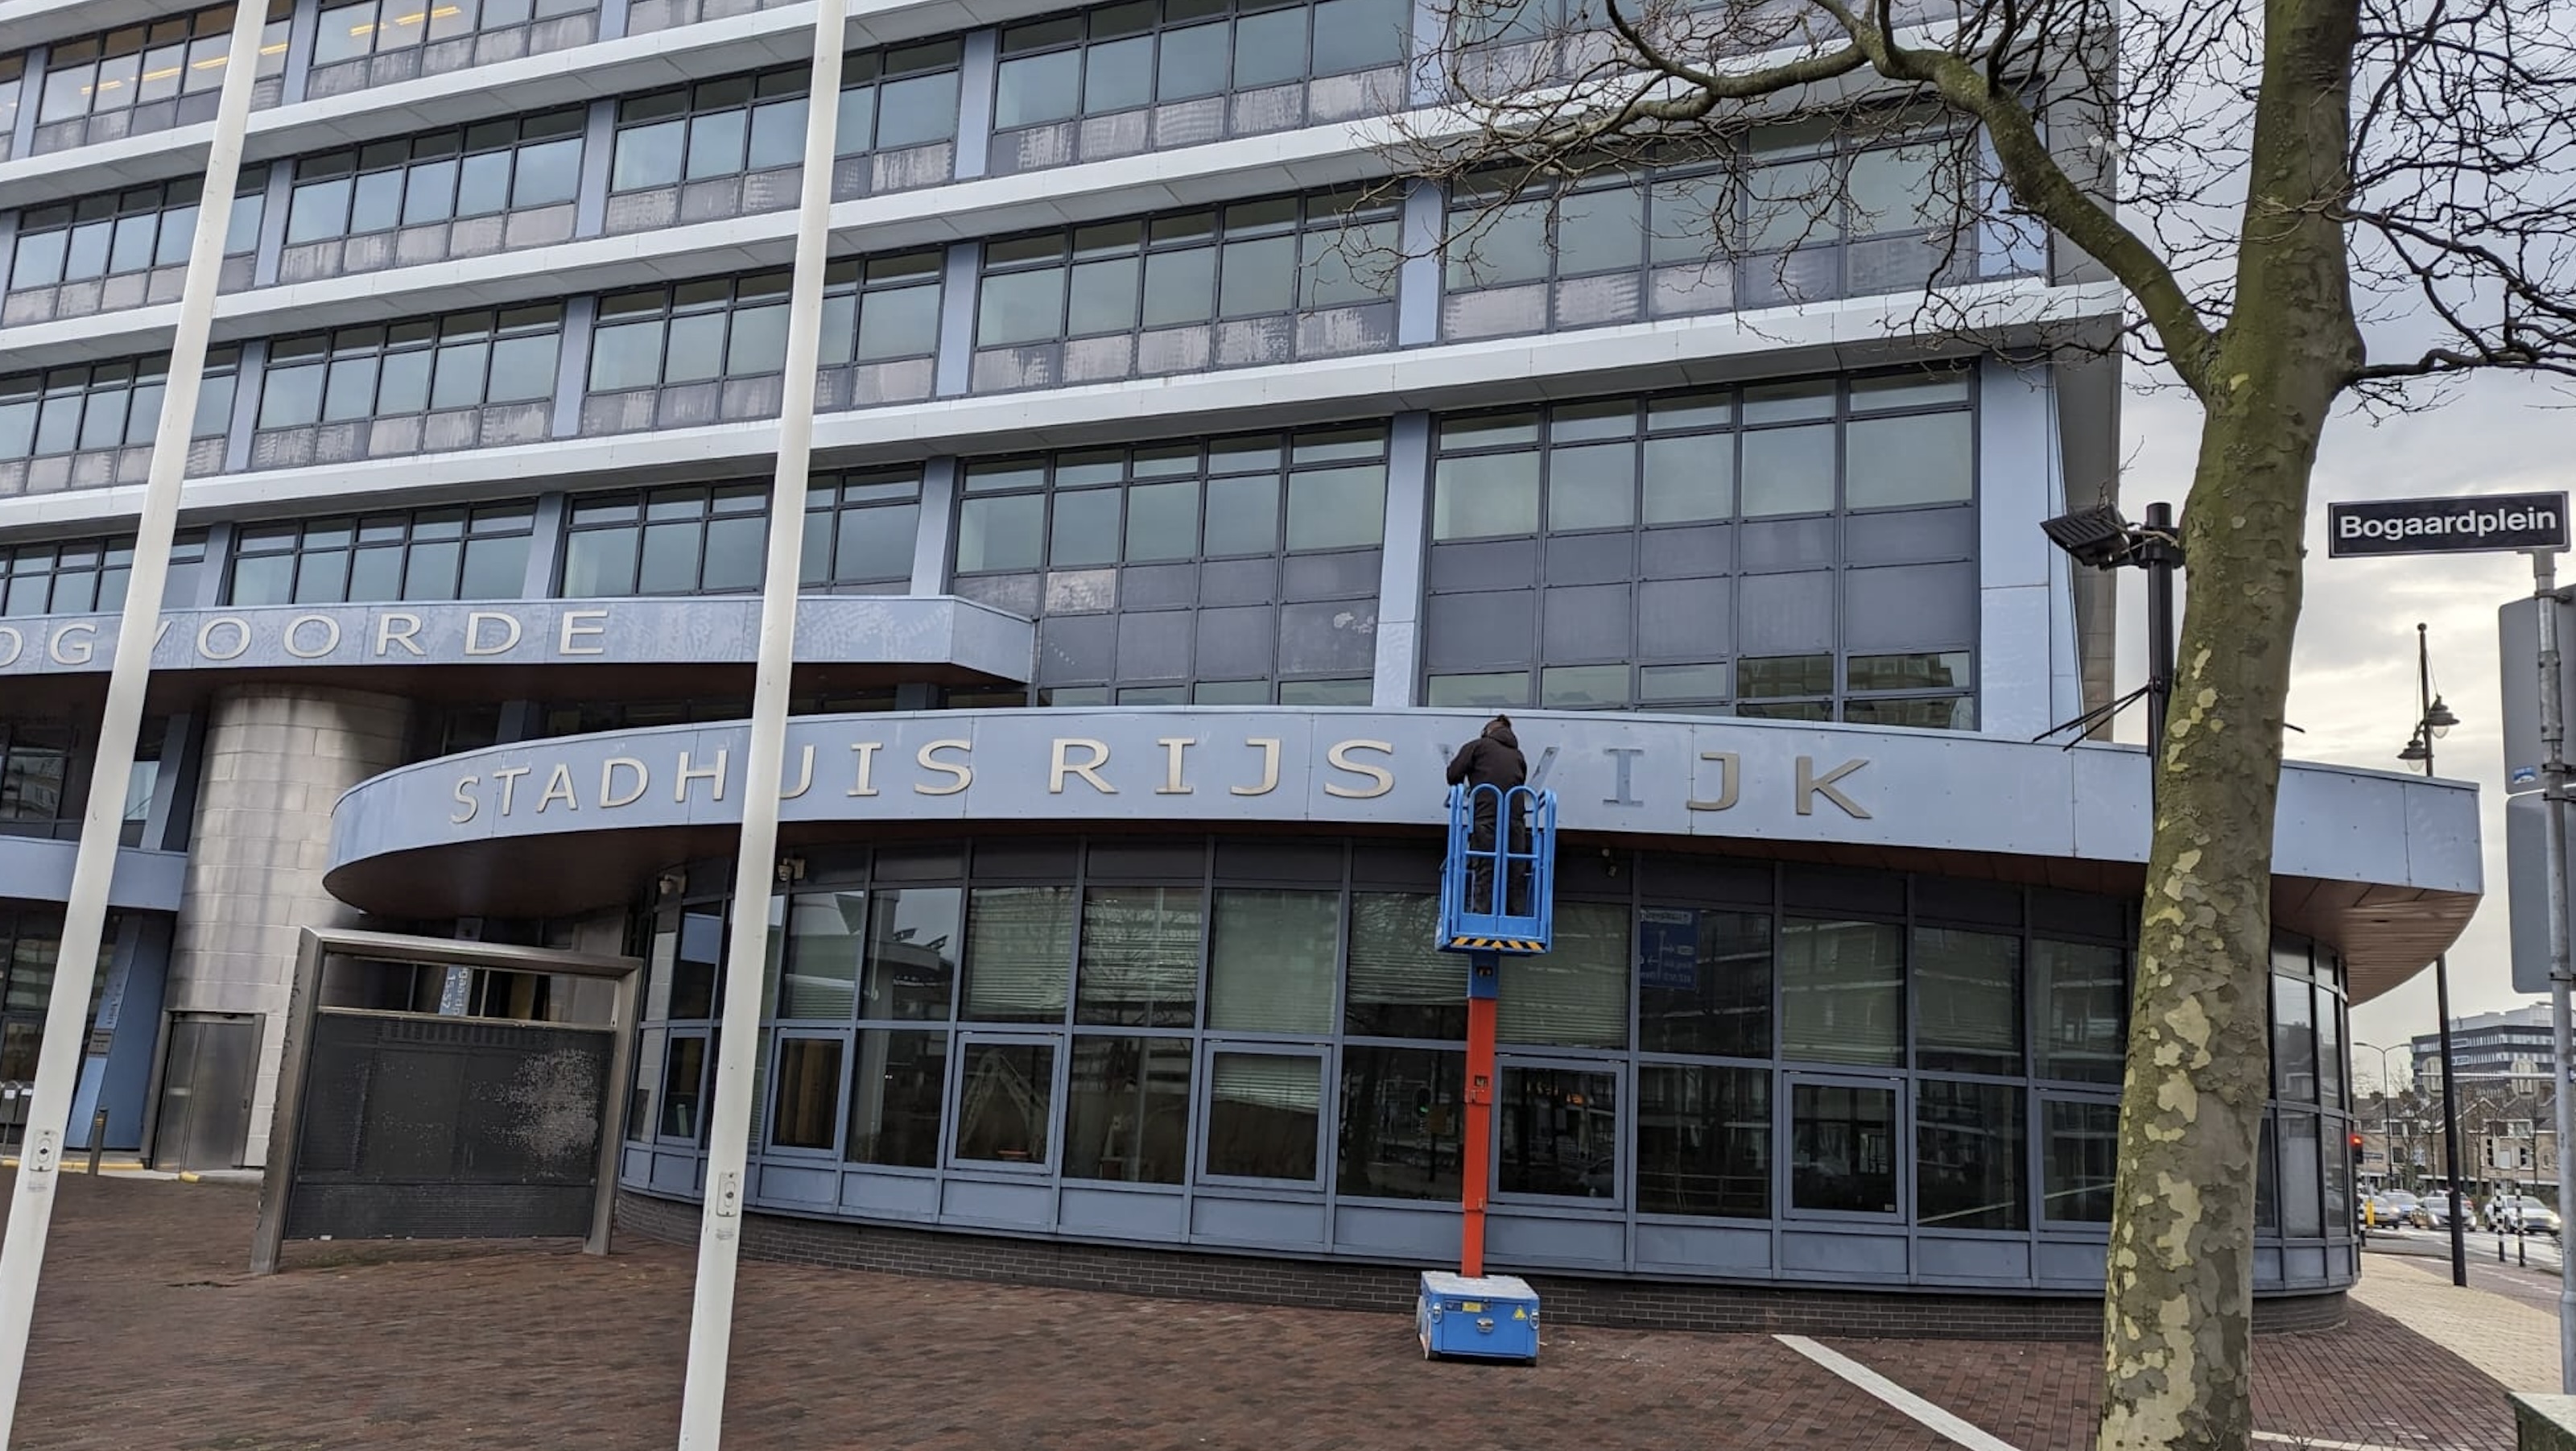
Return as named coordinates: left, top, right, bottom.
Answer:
left=2329, top=492, right=2571, bottom=557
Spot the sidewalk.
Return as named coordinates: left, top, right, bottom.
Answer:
left=0, top=1170, right=2529, bottom=1450
left=2355, top=1250, right=2563, bottom=1395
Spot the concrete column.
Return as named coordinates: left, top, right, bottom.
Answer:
left=166, top=684, right=412, bottom=1168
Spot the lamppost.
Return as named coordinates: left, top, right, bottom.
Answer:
left=2399, top=621, right=2471, bottom=1287
left=2355, top=1042, right=2405, bottom=1191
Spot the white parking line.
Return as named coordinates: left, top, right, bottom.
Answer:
left=1775, top=1335, right=2470, bottom=1451
left=1773, top=1334, right=2022, bottom=1451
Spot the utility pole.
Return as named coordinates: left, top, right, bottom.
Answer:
left=2410, top=623, right=2471, bottom=1288
left=2533, top=556, right=2576, bottom=1393
left=0, top=6, right=270, bottom=1442
left=671, top=1, right=847, bottom=1443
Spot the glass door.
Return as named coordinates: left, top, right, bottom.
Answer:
left=1784, top=1072, right=1903, bottom=1219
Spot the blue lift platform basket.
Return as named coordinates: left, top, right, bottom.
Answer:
left=1421, top=780, right=1558, bottom=1362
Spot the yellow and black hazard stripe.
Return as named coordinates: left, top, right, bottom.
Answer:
left=1447, top=936, right=1546, bottom=953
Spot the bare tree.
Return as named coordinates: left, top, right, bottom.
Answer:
left=1385, top=2, right=2576, bottom=1448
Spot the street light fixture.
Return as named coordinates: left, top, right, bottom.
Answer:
left=2036, top=502, right=2186, bottom=767
left=2401, top=621, right=2472, bottom=1288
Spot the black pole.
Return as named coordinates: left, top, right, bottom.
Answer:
left=2418, top=621, right=2471, bottom=1287
left=2144, top=503, right=2179, bottom=770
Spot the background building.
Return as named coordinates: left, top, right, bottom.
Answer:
left=0, top=0, right=2479, bottom=1317
left=2413, top=1005, right=2555, bottom=1094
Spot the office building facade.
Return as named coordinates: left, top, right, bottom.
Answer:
left=0, top=0, right=2478, bottom=1311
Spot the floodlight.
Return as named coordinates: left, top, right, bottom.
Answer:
left=2041, top=505, right=2137, bottom=568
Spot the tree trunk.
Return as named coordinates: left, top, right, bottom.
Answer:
left=2095, top=3, right=2363, bottom=1448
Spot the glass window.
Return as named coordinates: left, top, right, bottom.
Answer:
left=1205, top=1052, right=1322, bottom=1181
left=1917, top=1079, right=2024, bottom=1230
left=1497, top=901, right=1628, bottom=1048
left=2036, top=940, right=2125, bottom=1084
left=1430, top=451, right=1540, bottom=540
left=2256, top=1112, right=2280, bottom=1232
left=1740, top=424, right=1836, bottom=516
left=1913, top=928, right=2020, bottom=1077
left=2044, top=1098, right=2118, bottom=1223
left=2273, top=975, right=2318, bottom=1102
left=1208, top=890, right=1337, bottom=1034
left=848, top=1028, right=948, bottom=1168
left=1344, top=893, right=1462, bottom=1040
left=1063, top=1035, right=1191, bottom=1183
left=780, top=891, right=862, bottom=1019
left=2280, top=1110, right=2322, bottom=1236
left=770, top=1037, right=844, bottom=1150
left=1636, top=907, right=1769, bottom=1057
left=1075, top=886, right=1201, bottom=1027
left=1497, top=1065, right=1619, bottom=1199
left=953, top=1040, right=1055, bottom=1165
left=659, top=1034, right=708, bottom=1139
left=1636, top=1064, right=1769, bottom=1217
left=1790, top=1080, right=1897, bottom=1214
left=1847, top=412, right=1971, bottom=508
left=1336, top=1044, right=1463, bottom=1201
left=1779, top=920, right=1902, bottom=1066
left=860, top=886, right=960, bottom=1021
left=2318, top=986, right=2344, bottom=1110
left=961, top=887, right=1073, bottom=1023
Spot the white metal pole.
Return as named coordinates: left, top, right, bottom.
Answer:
left=2535, top=548, right=2576, bottom=1393
left=0, top=5, right=269, bottom=1441
left=673, top=1, right=845, bottom=1443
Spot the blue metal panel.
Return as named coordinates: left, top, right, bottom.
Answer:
left=1780, top=1228, right=1907, bottom=1277
left=1487, top=1211, right=1622, bottom=1268
left=550, top=296, right=596, bottom=440
left=2035, top=1238, right=2107, bottom=1285
left=1190, top=1193, right=1327, bottom=1248
left=1059, top=1184, right=1186, bottom=1240
left=1635, top=1221, right=1773, bottom=1275
left=953, top=28, right=998, bottom=180
left=1437, top=783, right=1555, bottom=953
left=842, top=1168, right=940, bottom=1220
left=755, top=1161, right=838, bottom=1205
left=941, top=1175, right=1053, bottom=1229
left=1332, top=1202, right=1455, bottom=1259
left=1918, top=1234, right=2032, bottom=1284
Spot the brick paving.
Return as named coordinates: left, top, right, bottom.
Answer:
left=1, top=1172, right=2527, bottom=1451
left=1836, top=1297, right=2518, bottom=1450
left=2352, top=1251, right=2562, bottom=1395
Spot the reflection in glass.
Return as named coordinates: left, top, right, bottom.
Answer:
left=1208, top=889, right=1338, bottom=1034
left=659, top=1034, right=707, bottom=1139
left=1916, top=1078, right=2024, bottom=1229
left=1076, top=886, right=1202, bottom=1027
left=1913, top=928, right=2021, bottom=1077
left=780, top=891, right=864, bottom=1019
left=1336, top=1044, right=1463, bottom=1201
left=1063, top=1035, right=1191, bottom=1184
left=1498, top=901, right=1628, bottom=1048
left=1779, top=919, right=1902, bottom=1065
left=2273, top=975, right=2318, bottom=1102
left=1344, top=894, right=1463, bottom=1040
left=1637, top=1064, right=1769, bottom=1217
left=2280, top=1111, right=2322, bottom=1236
left=954, top=1040, right=1055, bottom=1164
left=2043, top=1098, right=2119, bottom=1222
left=848, top=1028, right=947, bottom=1168
left=1790, top=1081, right=1896, bottom=1213
left=862, top=887, right=961, bottom=1021
left=1636, top=907, right=1769, bottom=1056
left=770, top=1038, right=844, bottom=1151
left=1206, top=1052, right=1321, bottom=1180
left=1498, top=1065, right=1619, bottom=1198
left=961, top=887, right=1072, bottom=1023
left=2035, top=940, right=2125, bottom=1083
left=2256, top=1111, right=2280, bottom=1232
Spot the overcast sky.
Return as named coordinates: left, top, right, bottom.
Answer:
left=2107, top=366, right=2575, bottom=1093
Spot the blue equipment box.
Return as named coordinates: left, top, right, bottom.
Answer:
left=1417, top=1271, right=1540, bottom=1363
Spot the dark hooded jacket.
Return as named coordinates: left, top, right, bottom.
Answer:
left=1445, top=717, right=1526, bottom=795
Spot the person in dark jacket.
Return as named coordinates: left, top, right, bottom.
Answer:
left=1446, top=716, right=1529, bottom=912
